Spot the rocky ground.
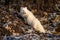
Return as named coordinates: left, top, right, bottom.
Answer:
left=0, top=0, right=60, bottom=40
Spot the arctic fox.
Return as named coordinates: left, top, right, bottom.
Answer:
left=19, top=7, right=46, bottom=33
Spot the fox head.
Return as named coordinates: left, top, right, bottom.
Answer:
left=19, top=7, right=28, bottom=17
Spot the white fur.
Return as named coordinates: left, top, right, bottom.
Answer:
left=19, top=7, right=46, bottom=33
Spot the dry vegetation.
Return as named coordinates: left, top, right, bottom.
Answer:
left=0, top=0, right=60, bottom=39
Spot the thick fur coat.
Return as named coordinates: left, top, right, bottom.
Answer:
left=19, top=7, right=46, bottom=33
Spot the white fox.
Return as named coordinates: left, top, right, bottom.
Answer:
left=19, top=7, right=46, bottom=33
